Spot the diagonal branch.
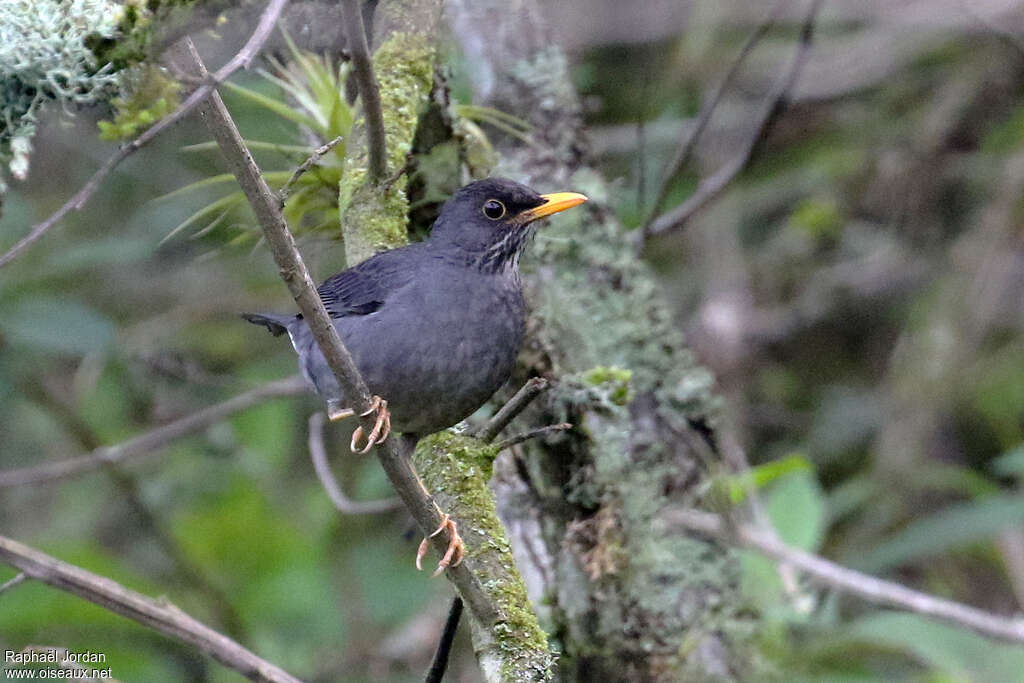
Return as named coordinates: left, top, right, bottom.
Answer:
left=642, top=0, right=786, bottom=233
left=495, top=423, right=572, bottom=452
left=0, top=536, right=302, bottom=683
left=668, top=508, right=1024, bottom=644
left=0, top=0, right=291, bottom=269
left=644, top=0, right=824, bottom=241
left=0, top=376, right=307, bottom=489
left=474, top=377, right=551, bottom=443
left=340, top=0, right=388, bottom=183
left=179, top=37, right=503, bottom=635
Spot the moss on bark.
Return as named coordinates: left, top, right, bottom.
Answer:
left=414, top=432, right=554, bottom=681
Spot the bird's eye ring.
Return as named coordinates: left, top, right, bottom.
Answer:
left=482, top=199, right=506, bottom=220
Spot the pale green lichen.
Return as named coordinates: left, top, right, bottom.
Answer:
left=415, top=431, right=555, bottom=681
left=0, top=0, right=123, bottom=189
left=340, top=32, right=435, bottom=264
left=97, top=64, right=181, bottom=140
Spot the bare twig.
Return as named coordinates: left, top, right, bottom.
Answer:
left=181, top=38, right=501, bottom=632
left=0, top=572, right=27, bottom=595
left=0, top=536, right=301, bottom=683
left=475, top=378, right=551, bottom=443
left=425, top=596, right=463, bottom=683
left=381, top=152, right=414, bottom=192
left=279, top=135, right=344, bottom=204
left=644, top=0, right=824, bottom=240
left=0, top=376, right=306, bottom=488
left=495, top=423, right=572, bottom=452
left=340, top=0, right=387, bottom=183
left=0, top=0, right=291, bottom=269
left=642, top=0, right=786, bottom=232
left=308, top=412, right=401, bottom=514
left=668, top=508, right=1024, bottom=644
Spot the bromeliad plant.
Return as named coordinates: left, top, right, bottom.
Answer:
left=160, top=34, right=353, bottom=247
left=158, top=34, right=534, bottom=250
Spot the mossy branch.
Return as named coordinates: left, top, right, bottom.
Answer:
left=338, top=0, right=441, bottom=265
left=415, top=432, right=555, bottom=682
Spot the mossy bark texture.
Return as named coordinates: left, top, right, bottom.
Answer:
left=338, top=0, right=440, bottom=266
left=447, top=1, right=767, bottom=680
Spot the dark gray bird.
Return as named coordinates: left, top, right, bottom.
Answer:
left=243, top=177, right=587, bottom=446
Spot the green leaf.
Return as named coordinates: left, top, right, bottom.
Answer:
left=853, top=495, right=1024, bottom=572
left=767, top=468, right=826, bottom=552
left=181, top=140, right=315, bottom=155
left=156, top=172, right=242, bottom=202
left=222, top=80, right=324, bottom=133
left=728, top=453, right=813, bottom=504
left=842, top=612, right=1024, bottom=683
left=160, top=192, right=247, bottom=245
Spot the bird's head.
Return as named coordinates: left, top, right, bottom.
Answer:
left=428, top=177, right=587, bottom=271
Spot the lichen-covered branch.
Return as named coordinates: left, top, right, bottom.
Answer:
left=0, top=0, right=290, bottom=268
left=447, top=0, right=765, bottom=679
left=338, top=0, right=442, bottom=265
left=414, top=432, right=554, bottom=681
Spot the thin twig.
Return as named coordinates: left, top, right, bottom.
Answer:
left=340, top=0, right=387, bottom=183
left=0, top=572, right=27, bottom=595
left=668, top=508, right=1024, bottom=644
left=0, top=376, right=306, bottom=488
left=644, top=0, right=824, bottom=240
left=495, top=423, right=572, bottom=452
left=0, top=0, right=291, bottom=269
left=308, top=412, right=401, bottom=514
left=642, top=0, right=786, bottom=233
left=475, top=378, right=551, bottom=443
left=181, top=38, right=501, bottom=631
left=381, top=152, right=413, bottom=192
left=279, top=135, right=344, bottom=204
left=0, top=536, right=302, bottom=683
left=425, top=596, right=463, bottom=683
left=719, top=430, right=804, bottom=603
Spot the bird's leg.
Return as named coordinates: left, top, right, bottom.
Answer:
left=399, top=434, right=465, bottom=578
left=350, top=395, right=391, bottom=454
left=416, top=513, right=465, bottom=577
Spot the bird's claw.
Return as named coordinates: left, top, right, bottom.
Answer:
left=416, top=513, right=464, bottom=577
left=327, top=404, right=355, bottom=421
left=349, top=396, right=391, bottom=454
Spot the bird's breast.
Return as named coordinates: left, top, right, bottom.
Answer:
left=341, top=268, right=527, bottom=433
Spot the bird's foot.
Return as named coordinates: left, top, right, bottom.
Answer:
left=350, top=395, right=391, bottom=454
left=416, top=513, right=465, bottom=578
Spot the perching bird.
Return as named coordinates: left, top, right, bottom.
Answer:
left=244, top=177, right=586, bottom=445
left=244, top=178, right=585, bottom=573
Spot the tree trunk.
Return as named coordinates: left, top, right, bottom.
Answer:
left=447, top=1, right=766, bottom=680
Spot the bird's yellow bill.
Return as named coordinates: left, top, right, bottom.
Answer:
left=520, top=192, right=588, bottom=222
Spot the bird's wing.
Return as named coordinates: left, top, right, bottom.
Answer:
left=316, top=245, right=418, bottom=318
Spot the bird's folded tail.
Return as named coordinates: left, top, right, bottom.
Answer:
left=241, top=312, right=292, bottom=337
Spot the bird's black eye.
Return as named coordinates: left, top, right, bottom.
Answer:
left=482, top=199, right=506, bottom=220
